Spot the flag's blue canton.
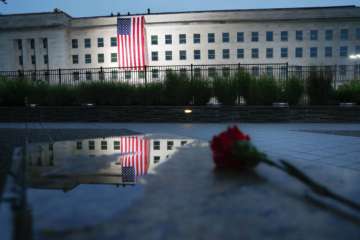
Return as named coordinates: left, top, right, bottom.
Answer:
left=122, top=166, right=136, bottom=183
left=117, top=18, right=131, bottom=35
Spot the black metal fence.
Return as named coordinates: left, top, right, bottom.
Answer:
left=1, top=63, right=360, bottom=87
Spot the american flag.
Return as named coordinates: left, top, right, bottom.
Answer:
left=118, top=136, right=150, bottom=177
left=117, top=16, right=147, bottom=70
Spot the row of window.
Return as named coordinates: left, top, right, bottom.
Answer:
left=150, top=46, right=360, bottom=61
left=16, top=38, right=48, bottom=50
left=18, top=54, right=48, bottom=65
left=151, top=29, right=360, bottom=45
left=75, top=140, right=187, bottom=151
left=72, top=53, right=118, bottom=64
left=72, top=37, right=118, bottom=49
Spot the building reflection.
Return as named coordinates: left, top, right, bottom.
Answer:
left=25, top=134, right=194, bottom=191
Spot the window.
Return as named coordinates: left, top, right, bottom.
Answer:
left=208, top=33, right=215, bottom=43
left=252, top=66, right=260, bottom=77
left=296, top=31, right=303, bottom=41
left=237, top=32, right=244, bottom=42
left=152, top=69, right=159, bottom=79
left=72, top=39, right=78, bottom=48
left=251, top=48, right=259, bottom=58
left=194, top=69, right=202, bottom=79
left=179, top=50, right=187, bottom=60
left=19, top=55, right=23, bottom=65
left=193, top=34, right=200, bottom=44
left=222, top=67, right=230, bottom=78
left=181, top=141, right=187, bottom=146
left=295, top=48, right=303, bottom=58
left=222, top=49, right=230, bottom=59
left=73, top=72, right=80, bottom=81
left=266, top=48, right=273, bottom=58
left=237, top=48, right=244, bottom=59
left=167, top=141, right=174, bottom=150
left=139, top=71, right=145, bottom=79
left=111, top=37, right=117, bottom=47
left=325, top=30, right=333, bottom=41
left=356, top=28, right=360, bottom=40
left=154, top=156, right=161, bottom=164
left=339, top=65, right=347, bottom=76
left=85, top=54, right=91, bottom=64
left=111, top=70, right=118, bottom=80
left=72, top=55, right=79, bottom=64
left=179, top=34, right=186, bottom=44
left=44, top=55, right=48, bottom=64
left=151, top=51, right=158, bottom=61
left=97, top=38, right=104, bottom=47
left=194, top=50, right=201, bottom=60
left=325, top=47, right=332, bottom=57
left=84, top=38, right=91, bottom=48
left=208, top=68, right=217, bottom=78
left=281, top=48, right=288, bottom=58
left=266, top=31, right=273, bottom=42
left=340, top=46, right=348, bottom=57
left=222, top=32, right=230, bottom=43
left=125, top=71, right=131, bottom=79
left=111, top=53, right=117, bottom=63
left=340, top=29, right=349, bottom=41
left=43, top=38, right=48, bottom=49
left=356, top=46, right=360, bottom=54
left=31, top=55, right=36, bottom=65
left=251, top=32, right=259, bottom=42
left=208, top=49, right=215, bottom=60
left=86, top=71, right=92, bottom=81
left=88, top=140, right=95, bottom=150
left=310, top=47, right=318, bottom=58
left=114, top=141, right=120, bottom=150
left=281, top=31, right=288, bottom=41
left=98, top=53, right=104, bottom=63
left=153, top=141, right=160, bottom=150
left=76, top=141, right=82, bottom=150
left=101, top=141, right=107, bottom=150
left=30, top=39, right=35, bottom=49
left=310, top=30, right=318, bottom=40
left=151, top=35, right=158, bottom=45
left=165, top=34, right=172, bottom=44
left=266, top=66, right=273, bottom=77
left=17, top=39, right=22, bottom=50
left=165, top=51, right=172, bottom=61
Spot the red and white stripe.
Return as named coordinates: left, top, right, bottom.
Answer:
left=118, top=135, right=149, bottom=176
left=117, top=16, right=147, bottom=70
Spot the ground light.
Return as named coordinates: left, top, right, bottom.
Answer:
left=184, top=109, right=192, bottom=114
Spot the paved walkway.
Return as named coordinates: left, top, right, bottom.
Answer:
left=0, top=123, right=360, bottom=240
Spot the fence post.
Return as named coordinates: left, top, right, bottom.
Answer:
left=100, top=67, right=104, bottom=82
left=58, top=68, right=62, bottom=85
left=286, top=62, right=289, bottom=82
left=190, top=64, right=193, bottom=83
left=334, top=65, right=337, bottom=89
left=144, top=65, right=147, bottom=86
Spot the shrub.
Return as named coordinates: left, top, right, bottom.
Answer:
left=306, top=69, right=334, bottom=105
left=46, top=85, right=77, bottom=106
left=213, top=76, right=237, bottom=105
left=135, top=83, right=164, bottom=105
left=247, top=76, right=279, bottom=105
left=335, top=80, right=360, bottom=104
left=189, top=77, right=212, bottom=105
left=232, top=69, right=252, bottom=103
left=0, top=78, right=35, bottom=106
left=163, top=72, right=191, bottom=105
left=279, top=77, right=304, bottom=105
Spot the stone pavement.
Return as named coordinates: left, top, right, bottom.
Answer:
left=0, top=123, right=360, bottom=240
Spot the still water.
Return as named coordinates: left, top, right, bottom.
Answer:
left=10, top=133, right=194, bottom=234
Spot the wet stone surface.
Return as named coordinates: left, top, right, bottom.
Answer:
left=1, top=123, right=360, bottom=240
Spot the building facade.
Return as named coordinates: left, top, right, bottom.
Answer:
left=1, top=6, right=360, bottom=83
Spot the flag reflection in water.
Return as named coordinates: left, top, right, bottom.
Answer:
left=23, top=134, right=194, bottom=191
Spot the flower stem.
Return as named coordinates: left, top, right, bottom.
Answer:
left=261, top=157, right=360, bottom=212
